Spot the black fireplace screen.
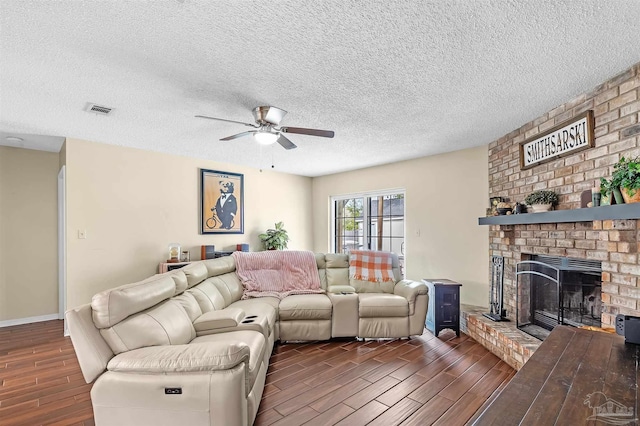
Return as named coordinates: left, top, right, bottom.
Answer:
left=516, top=255, right=602, bottom=340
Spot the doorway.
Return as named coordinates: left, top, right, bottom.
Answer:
left=58, top=166, right=67, bottom=334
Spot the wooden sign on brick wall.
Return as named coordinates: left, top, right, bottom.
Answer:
left=519, top=110, right=594, bottom=169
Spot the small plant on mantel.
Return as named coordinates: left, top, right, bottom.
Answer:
left=524, top=190, right=559, bottom=213
left=612, top=156, right=640, bottom=203
left=259, top=221, right=289, bottom=250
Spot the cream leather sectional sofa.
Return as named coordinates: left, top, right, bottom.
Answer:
left=67, top=252, right=429, bottom=426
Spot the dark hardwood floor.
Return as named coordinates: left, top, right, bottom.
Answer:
left=0, top=320, right=514, bottom=426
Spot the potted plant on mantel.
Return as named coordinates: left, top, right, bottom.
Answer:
left=524, top=190, right=559, bottom=213
left=610, top=156, right=640, bottom=204
left=259, top=221, right=289, bottom=250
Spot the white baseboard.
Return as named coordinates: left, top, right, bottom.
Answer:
left=0, top=313, right=60, bottom=328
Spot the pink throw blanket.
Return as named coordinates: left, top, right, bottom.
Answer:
left=232, top=251, right=324, bottom=300
left=349, top=250, right=395, bottom=282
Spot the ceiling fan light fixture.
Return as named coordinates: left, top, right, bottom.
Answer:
left=254, top=131, right=278, bottom=145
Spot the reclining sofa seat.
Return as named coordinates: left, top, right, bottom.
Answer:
left=66, top=252, right=428, bottom=426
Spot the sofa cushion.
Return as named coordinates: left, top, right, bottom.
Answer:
left=182, top=262, right=209, bottom=289
left=206, top=273, right=244, bottom=306
left=168, top=270, right=188, bottom=294
left=202, top=256, right=236, bottom=277
left=100, top=300, right=195, bottom=354
left=279, top=294, right=332, bottom=321
left=91, top=275, right=177, bottom=328
left=188, top=280, right=227, bottom=313
left=107, top=340, right=251, bottom=374
left=315, top=253, right=327, bottom=289
left=191, top=330, right=265, bottom=391
left=325, top=253, right=349, bottom=269
left=327, top=285, right=356, bottom=294
left=358, top=294, right=409, bottom=317
left=350, top=278, right=396, bottom=294
left=172, top=292, right=203, bottom=322
left=323, top=253, right=349, bottom=289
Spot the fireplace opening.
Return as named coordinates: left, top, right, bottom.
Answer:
left=516, top=255, right=602, bottom=340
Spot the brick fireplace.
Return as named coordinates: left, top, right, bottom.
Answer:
left=465, top=62, right=640, bottom=369
left=492, top=219, right=638, bottom=329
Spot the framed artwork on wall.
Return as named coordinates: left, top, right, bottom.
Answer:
left=200, top=168, right=244, bottom=234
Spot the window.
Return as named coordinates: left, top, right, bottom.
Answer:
left=332, top=191, right=405, bottom=275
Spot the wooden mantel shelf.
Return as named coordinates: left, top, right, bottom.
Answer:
left=478, top=203, right=640, bottom=226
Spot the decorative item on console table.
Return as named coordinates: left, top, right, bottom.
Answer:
left=167, top=242, right=181, bottom=263
left=524, top=190, right=559, bottom=213
left=423, top=278, right=462, bottom=337
left=201, top=245, right=215, bottom=260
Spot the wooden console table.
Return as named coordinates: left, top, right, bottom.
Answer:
left=473, top=326, right=638, bottom=425
left=158, top=262, right=192, bottom=273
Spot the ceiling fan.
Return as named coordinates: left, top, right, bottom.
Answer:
left=196, top=106, right=334, bottom=150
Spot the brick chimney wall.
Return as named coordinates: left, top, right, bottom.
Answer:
left=487, top=62, right=640, bottom=328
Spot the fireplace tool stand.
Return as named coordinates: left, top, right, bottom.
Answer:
left=484, top=255, right=506, bottom=321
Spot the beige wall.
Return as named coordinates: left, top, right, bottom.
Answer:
left=1, top=138, right=489, bottom=319
left=0, top=146, right=59, bottom=321
left=312, top=145, right=490, bottom=307
left=65, top=139, right=313, bottom=309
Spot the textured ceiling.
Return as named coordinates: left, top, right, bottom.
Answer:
left=1, top=1, right=639, bottom=176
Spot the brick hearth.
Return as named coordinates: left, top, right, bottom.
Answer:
left=461, top=305, right=540, bottom=370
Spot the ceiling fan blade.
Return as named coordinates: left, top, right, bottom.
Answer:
left=279, top=126, right=335, bottom=138
left=220, top=131, right=256, bottom=141
left=276, top=134, right=297, bottom=150
left=195, top=115, right=257, bottom=128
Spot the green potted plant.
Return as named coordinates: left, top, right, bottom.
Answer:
left=524, top=190, right=559, bottom=212
left=599, top=177, right=613, bottom=205
left=610, top=156, right=640, bottom=204
left=259, top=221, right=289, bottom=250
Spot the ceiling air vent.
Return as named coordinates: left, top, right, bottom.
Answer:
left=85, top=103, right=113, bottom=115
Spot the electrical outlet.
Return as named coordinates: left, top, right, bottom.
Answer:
left=78, top=229, right=87, bottom=239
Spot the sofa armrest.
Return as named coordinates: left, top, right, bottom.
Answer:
left=193, top=308, right=245, bottom=332
left=394, top=279, right=429, bottom=309
left=327, top=285, right=356, bottom=294
left=107, top=341, right=250, bottom=374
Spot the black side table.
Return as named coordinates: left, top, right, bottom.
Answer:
left=423, top=278, right=462, bottom=337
